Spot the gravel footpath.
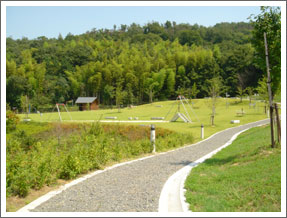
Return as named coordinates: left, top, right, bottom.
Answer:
left=32, top=119, right=269, bottom=212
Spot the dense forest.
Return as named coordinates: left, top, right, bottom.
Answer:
left=6, top=7, right=281, bottom=111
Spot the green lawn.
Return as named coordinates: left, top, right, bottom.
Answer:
left=19, top=98, right=268, bottom=142
left=184, top=125, right=281, bottom=212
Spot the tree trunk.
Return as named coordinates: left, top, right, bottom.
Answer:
left=264, top=32, right=275, bottom=148
left=275, top=103, right=281, bottom=143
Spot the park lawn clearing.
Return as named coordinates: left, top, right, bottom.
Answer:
left=19, top=98, right=268, bottom=141
left=184, top=124, right=281, bottom=212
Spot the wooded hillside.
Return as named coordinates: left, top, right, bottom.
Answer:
left=6, top=16, right=278, bottom=110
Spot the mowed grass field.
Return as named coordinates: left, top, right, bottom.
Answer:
left=184, top=125, right=281, bottom=212
left=19, top=98, right=269, bottom=142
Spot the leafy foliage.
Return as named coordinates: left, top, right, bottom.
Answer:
left=6, top=110, right=20, bottom=132
left=6, top=121, right=193, bottom=197
left=6, top=20, right=268, bottom=109
left=249, top=6, right=281, bottom=96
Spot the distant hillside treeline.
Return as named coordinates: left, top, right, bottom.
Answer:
left=6, top=21, right=264, bottom=109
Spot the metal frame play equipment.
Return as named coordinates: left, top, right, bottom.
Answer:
left=48, top=103, right=73, bottom=122
left=165, top=95, right=200, bottom=123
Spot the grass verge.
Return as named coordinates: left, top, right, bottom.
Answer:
left=184, top=125, right=281, bottom=212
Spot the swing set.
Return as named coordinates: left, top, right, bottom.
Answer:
left=48, top=103, right=73, bottom=122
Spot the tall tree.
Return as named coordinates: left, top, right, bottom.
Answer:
left=103, top=85, right=115, bottom=107
left=249, top=6, right=281, bottom=96
left=115, top=81, right=127, bottom=112
left=191, top=83, right=199, bottom=99
left=144, top=78, right=159, bottom=104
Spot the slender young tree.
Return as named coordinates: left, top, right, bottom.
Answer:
left=207, top=77, right=222, bottom=126
left=245, top=87, right=254, bottom=108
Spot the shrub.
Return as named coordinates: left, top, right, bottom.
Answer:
left=6, top=138, right=31, bottom=197
left=6, top=121, right=194, bottom=198
left=59, top=153, right=81, bottom=179
left=11, top=171, right=31, bottom=197
left=13, top=130, right=37, bottom=151
left=6, top=110, right=20, bottom=132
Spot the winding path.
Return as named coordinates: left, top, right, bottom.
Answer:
left=20, top=119, right=269, bottom=212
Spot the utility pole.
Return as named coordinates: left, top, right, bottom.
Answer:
left=264, top=32, right=275, bottom=148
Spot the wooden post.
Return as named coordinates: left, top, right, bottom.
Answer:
left=275, top=103, right=281, bottom=143
left=264, top=32, right=275, bottom=148
left=151, top=124, right=156, bottom=153
left=201, top=124, right=204, bottom=139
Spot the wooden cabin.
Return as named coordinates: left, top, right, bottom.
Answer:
left=75, top=97, right=99, bottom=111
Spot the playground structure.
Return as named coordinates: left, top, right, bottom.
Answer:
left=48, top=103, right=73, bottom=122
left=165, top=95, right=200, bottom=123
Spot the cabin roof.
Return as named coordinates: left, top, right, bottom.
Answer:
left=75, top=97, right=97, bottom=104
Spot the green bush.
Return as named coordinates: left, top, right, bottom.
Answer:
left=6, top=110, right=20, bottom=132
left=13, top=130, right=37, bottom=151
left=6, top=122, right=194, bottom=197
left=11, top=171, right=31, bottom=197
left=6, top=138, right=31, bottom=197
left=59, top=154, right=81, bottom=179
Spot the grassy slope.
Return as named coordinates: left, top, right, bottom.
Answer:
left=184, top=125, right=281, bottom=212
left=19, top=98, right=268, bottom=141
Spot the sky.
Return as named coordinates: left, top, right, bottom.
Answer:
left=6, top=6, right=263, bottom=40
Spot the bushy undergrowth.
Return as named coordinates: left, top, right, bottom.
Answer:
left=6, top=121, right=193, bottom=197
left=6, top=110, right=20, bottom=132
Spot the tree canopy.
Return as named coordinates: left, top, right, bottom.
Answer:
left=249, top=6, right=281, bottom=97
left=6, top=18, right=279, bottom=110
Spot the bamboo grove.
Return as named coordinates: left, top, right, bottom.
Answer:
left=6, top=7, right=281, bottom=111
